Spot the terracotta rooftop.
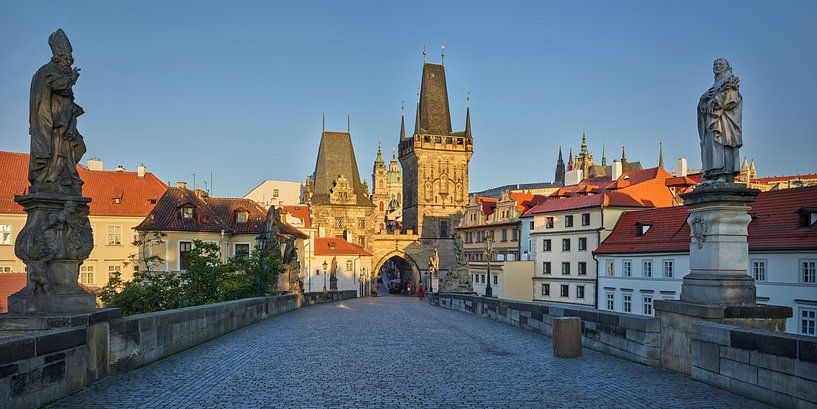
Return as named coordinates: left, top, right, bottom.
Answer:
left=0, top=273, right=26, bottom=313
left=282, top=205, right=311, bottom=228
left=595, top=186, right=817, bottom=254
left=0, top=151, right=167, bottom=216
left=509, top=193, right=548, bottom=213
left=753, top=173, right=817, bottom=183
left=524, top=191, right=654, bottom=216
left=136, top=187, right=306, bottom=238
left=314, top=237, right=372, bottom=256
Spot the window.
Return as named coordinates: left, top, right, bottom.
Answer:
left=358, top=218, right=366, bottom=229
left=0, top=266, right=12, bottom=273
left=581, top=213, right=590, bottom=226
left=0, top=225, right=11, bottom=245
left=346, top=260, right=353, bottom=271
left=578, top=262, right=587, bottom=275
left=334, top=217, right=343, bottom=228
left=623, top=260, right=632, bottom=277
left=236, top=211, right=247, bottom=223
left=564, top=215, right=574, bottom=228
left=493, top=275, right=498, bottom=285
left=576, top=285, right=585, bottom=299
left=801, top=308, right=816, bottom=335
left=501, top=229, right=508, bottom=242
left=543, top=239, right=551, bottom=252
left=481, top=274, right=486, bottom=283
left=357, top=236, right=365, bottom=247
left=107, top=225, right=122, bottom=246
left=511, top=229, right=518, bottom=241
left=529, top=221, right=534, bottom=230
left=606, top=260, right=615, bottom=276
left=560, top=285, right=569, bottom=297
left=623, top=294, right=632, bottom=313
left=542, top=262, right=552, bottom=275
left=181, top=206, right=194, bottom=219
left=578, top=237, right=587, bottom=251
left=273, top=188, right=280, bottom=197
left=235, top=243, right=250, bottom=260
left=751, top=259, right=766, bottom=282
left=643, top=296, right=654, bottom=316
left=561, top=262, right=570, bottom=275
left=108, top=265, right=121, bottom=282
left=541, top=283, right=550, bottom=296
left=663, top=260, right=674, bottom=278
left=179, top=241, right=193, bottom=270
left=79, top=265, right=94, bottom=284
left=802, top=259, right=817, bottom=283
left=606, top=292, right=615, bottom=310
left=546, top=217, right=554, bottom=229
left=643, top=260, right=653, bottom=278
left=439, top=220, right=449, bottom=238
left=562, top=238, right=571, bottom=251
left=637, top=223, right=652, bottom=236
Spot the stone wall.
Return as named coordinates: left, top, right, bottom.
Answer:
left=0, top=291, right=357, bottom=409
left=430, top=293, right=660, bottom=366
left=690, top=321, right=817, bottom=408
left=0, top=328, right=88, bottom=409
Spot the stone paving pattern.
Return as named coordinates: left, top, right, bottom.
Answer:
left=50, top=296, right=772, bottom=408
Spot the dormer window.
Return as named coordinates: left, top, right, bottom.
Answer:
left=112, top=197, right=122, bottom=204
left=798, top=208, right=817, bottom=228
left=181, top=206, right=194, bottom=219
left=236, top=211, right=248, bottom=223
left=636, top=222, right=652, bottom=236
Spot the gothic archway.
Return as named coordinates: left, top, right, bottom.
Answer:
left=373, top=251, right=420, bottom=295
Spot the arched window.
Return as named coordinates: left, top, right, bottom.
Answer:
left=379, top=201, right=384, bottom=211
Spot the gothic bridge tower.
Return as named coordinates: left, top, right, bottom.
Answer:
left=398, top=61, right=473, bottom=240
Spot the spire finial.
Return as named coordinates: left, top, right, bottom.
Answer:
left=658, top=142, right=664, bottom=169
left=601, top=143, right=607, bottom=167
left=401, top=100, right=405, bottom=116
left=347, top=113, right=350, bottom=133
left=441, top=44, right=446, bottom=65
left=422, top=44, right=427, bottom=63
left=466, top=91, right=470, bottom=108
left=322, top=112, right=325, bottom=132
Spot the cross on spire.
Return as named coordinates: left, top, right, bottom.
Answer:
left=441, top=45, right=446, bottom=65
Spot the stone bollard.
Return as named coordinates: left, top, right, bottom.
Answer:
left=552, top=317, right=582, bottom=358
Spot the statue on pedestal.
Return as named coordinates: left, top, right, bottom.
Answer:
left=440, top=234, right=473, bottom=292
left=697, top=58, right=742, bottom=184
left=8, top=29, right=96, bottom=314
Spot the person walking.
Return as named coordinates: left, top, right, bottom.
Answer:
left=418, top=283, right=425, bottom=299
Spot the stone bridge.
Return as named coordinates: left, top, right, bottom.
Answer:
left=47, top=296, right=772, bottom=408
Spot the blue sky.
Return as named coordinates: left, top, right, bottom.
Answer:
left=1, top=1, right=815, bottom=197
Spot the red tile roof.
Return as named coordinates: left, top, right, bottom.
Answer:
left=0, top=273, right=26, bottom=313
left=509, top=193, right=548, bottom=213
left=524, top=191, right=654, bottom=216
left=0, top=152, right=167, bottom=216
left=314, top=237, right=372, bottom=256
left=479, top=197, right=498, bottom=216
left=282, top=205, right=311, bottom=228
left=595, top=186, right=817, bottom=254
left=752, top=173, right=817, bottom=183
left=137, top=187, right=306, bottom=238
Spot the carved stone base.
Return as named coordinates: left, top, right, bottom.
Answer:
left=8, top=290, right=96, bottom=315
left=679, top=183, right=760, bottom=306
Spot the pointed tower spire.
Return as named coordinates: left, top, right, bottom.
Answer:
left=414, top=101, right=421, bottom=135
left=567, top=148, right=574, bottom=171
left=399, top=102, right=406, bottom=140
left=555, top=147, right=565, bottom=186
left=658, top=142, right=664, bottom=169
left=464, top=92, right=472, bottom=139
left=601, top=143, right=607, bottom=167
left=580, top=130, right=588, bottom=157
left=621, top=145, right=627, bottom=162
left=322, top=112, right=325, bottom=133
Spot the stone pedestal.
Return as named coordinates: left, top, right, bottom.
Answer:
left=329, top=274, right=338, bottom=291
left=6, top=193, right=96, bottom=315
left=655, top=183, right=792, bottom=373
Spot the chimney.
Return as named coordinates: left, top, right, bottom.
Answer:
left=612, top=160, right=623, bottom=181
left=115, top=165, right=125, bottom=172
left=177, top=181, right=187, bottom=189
left=194, top=189, right=208, bottom=199
left=137, top=164, right=146, bottom=178
left=87, top=158, right=103, bottom=171
left=676, top=158, right=688, bottom=177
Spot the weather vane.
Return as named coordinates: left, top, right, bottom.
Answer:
left=441, top=45, right=446, bottom=65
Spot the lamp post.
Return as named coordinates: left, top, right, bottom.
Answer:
left=322, top=260, right=328, bottom=294
left=484, top=231, right=495, bottom=298
left=256, top=232, right=268, bottom=297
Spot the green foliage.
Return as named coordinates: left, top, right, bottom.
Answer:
left=99, top=234, right=282, bottom=315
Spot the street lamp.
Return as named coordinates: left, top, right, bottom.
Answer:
left=256, top=232, right=268, bottom=297
left=322, top=260, right=328, bottom=294
left=484, top=231, right=495, bottom=298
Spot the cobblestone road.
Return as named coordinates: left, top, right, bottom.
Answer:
left=51, top=296, right=771, bottom=408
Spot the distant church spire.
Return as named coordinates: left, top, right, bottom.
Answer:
left=601, top=143, right=607, bottom=167
left=399, top=101, right=406, bottom=140
left=555, top=147, right=565, bottom=186
left=567, top=148, right=574, bottom=171
left=621, top=145, right=627, bottom=163
left=658, top=142, right=664, bottom=169
left=464, top=92, right=472, bottom=139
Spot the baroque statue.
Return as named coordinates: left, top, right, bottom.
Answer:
left=697, top=58, right=743, bottom=183
left=29, top=29, right=87, bottom=196
left=9, top=29, right=97, bottom=314
left=440, top=233, right=473, bottom=292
